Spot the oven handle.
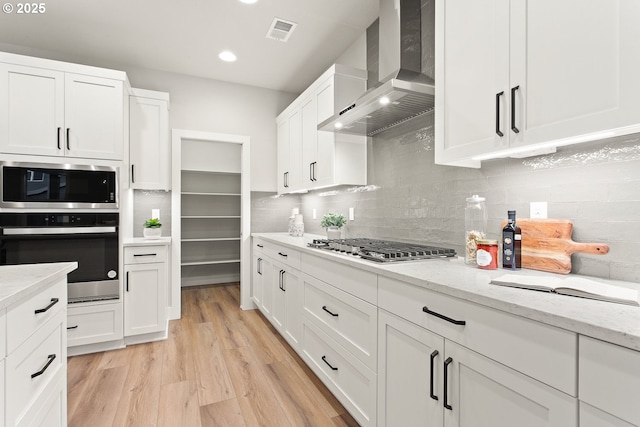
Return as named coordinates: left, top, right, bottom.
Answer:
left=3, top=226, right=117, bottom=235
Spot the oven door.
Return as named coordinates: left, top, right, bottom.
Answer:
left=0, top=226, right=119, bottom=303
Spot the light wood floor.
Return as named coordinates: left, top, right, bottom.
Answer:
left=67, top=283, right=360, bottom=427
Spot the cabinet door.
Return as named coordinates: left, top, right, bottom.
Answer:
left=276, top=119, right=289, bottom=194
left=0, top=358, right=4, bottom=426
left=301, top=96, right=317, bottom=187
left=378, top=310, right=444, bottom=427
left=0, top=63, right=64, bottom=156
left=580, top=402, right=637, bottom=427
left=287, top=110, right=302, bottom=191
left=282, top=267, right=301, bottom=350
left=443, top=341, right=577, bottom=427
left=130, top=96, right=169, bottom=190
left=271, top=263, right=286, bottom=333
left=435, top=0, right=510, bottom=166
left=509, top=0, right=640, bottom=149
left=259, top=256, right=273, bottom=317
left=64, top=73, right=123, bottom=160
left=124, top=263, right=166, bottom=336
left=251, top=254, right=263, bottom=307
left=315, top=78, right=336, bottom=186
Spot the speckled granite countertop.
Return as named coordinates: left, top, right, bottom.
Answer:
left=253, top=232, right=640, bottom=352
left=0, top=262, right=78, bottom=311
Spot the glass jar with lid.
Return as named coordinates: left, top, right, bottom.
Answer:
left=465, top=195, right=487, bottom=264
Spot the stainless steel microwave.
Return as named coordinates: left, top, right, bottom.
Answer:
left=0, top=161, right=118, bottom=209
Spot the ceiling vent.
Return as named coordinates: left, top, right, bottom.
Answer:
left=266, top=17, right=297, bottom=42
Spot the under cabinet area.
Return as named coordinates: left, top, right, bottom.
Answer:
left=0, top=53, right=125, bottom=161
left=435, top=0, right=640, bottom=167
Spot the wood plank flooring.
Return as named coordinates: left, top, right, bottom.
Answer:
left=67, top=283, right=360, bottom=427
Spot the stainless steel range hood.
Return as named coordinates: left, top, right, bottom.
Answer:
left=319, top=0, right=434, bottom=137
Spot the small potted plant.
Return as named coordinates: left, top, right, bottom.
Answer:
left=143, top=218, right=162, bottom=239
left=320, top=213, right=346, bottom=240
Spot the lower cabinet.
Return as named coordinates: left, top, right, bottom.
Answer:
left=67, top=302, right=123, bottom=347
left=123, top=245, right=167, bottom=337
left=270, top=260, right=302, bottom=351
left=378, top=309, right=578, bottom=427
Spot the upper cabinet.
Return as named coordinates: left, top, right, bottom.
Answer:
left=0, top=53, right=126, bottom=161
left=130, top=88, right=170, bottom=190
left=277, top=65, right=368, bottom=194
left=435, top=0, right=640, bottom=168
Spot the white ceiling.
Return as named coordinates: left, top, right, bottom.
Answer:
left=0, top=0, right=379, bottom=94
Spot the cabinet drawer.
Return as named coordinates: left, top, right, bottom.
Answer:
left=579, top=336, right=640, bottom=426
left=580, top=402, right=636, bottom=427
left=6, top=311, right=65, bottom=426
left=378, top=276, right=577, bottom=395
left=301, top=252, right=377, bottom=304
left=67, top=302, right=123, bottom=347
left=253, top=237, right=265, bottom=255
left=263, top=242, right=300, bottom=270
left=124, top=245, right=167, bottom=264
left=7, top=278, right=66, bottom=353
left=302, top=273, right=377, bottom=371
left=302, top=320, right=376, bottom=427
left=15, top=370, right=66, bottom=427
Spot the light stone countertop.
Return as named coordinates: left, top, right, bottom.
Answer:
left=0, top=262, right=78, bottom=311
left=253, top=232, right=640, bottom=352
left=123, top=237, right=172, bottom=247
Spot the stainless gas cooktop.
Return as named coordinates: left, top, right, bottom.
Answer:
left=307, top=238, right=456, bottom=262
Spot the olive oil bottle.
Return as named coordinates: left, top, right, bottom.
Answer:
left=502, top=210, right=522, bottom=269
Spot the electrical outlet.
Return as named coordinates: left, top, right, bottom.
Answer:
left=152, top=209, right=160, bottom=220
left=530, top=202, right=547, bottom=219
left=349, top=207, right=355, bottom=221
left=312, top=209, right=317, bottom=219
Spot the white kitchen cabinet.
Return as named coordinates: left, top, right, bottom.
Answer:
left=0, top=59, right=125, bottom=160
left=270, top=260, right=302, bottom=351
left=67, top=302, right=124, bottom=347
left=435, top=0, right=640, bottom=167
left=129, top=88, right=170, bottom=190
left=277, top=64, right=367, bottom=194
left=123, top=245, right=167, bottom=337
left=1, top=309, right=5, bottom=426
left=579, top=335, right=640, bottom=427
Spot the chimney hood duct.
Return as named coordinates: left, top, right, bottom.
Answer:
left=318, top=0, right=435, bottom=137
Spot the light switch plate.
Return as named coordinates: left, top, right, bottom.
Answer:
left=312, top=209, right=317, bottom=219
left=349, top=207, right=355, bottom=221
left=530, top=202, right=547, bottom=219
left=152, top=209, right=160, bottom=220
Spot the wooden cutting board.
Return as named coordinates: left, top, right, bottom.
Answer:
left=499, top=219, right=609, bottom=274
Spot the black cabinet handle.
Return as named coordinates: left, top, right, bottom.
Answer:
left=444, top=357, right=453, bottom=410
left=257, top=244, right=263, bottom=248
left=322, top=305, right=339, bottom=317
left=133, top=253, right=157, bottom=257
left=257, top=257, right=262, bottom=275
left=57, top=127, right=61, bottom=149
left=313, top=162, right=317, bottom=181
left=310, top=163, right=314, bottom=181
left=67, top=325, right=79, bottom=330
left=422, top=306, right=466, bottom=326
left=131, top=164, right=135, bottom=183
left=495, top=91, right=504, bottom=137
left=284, top=172, right=289, bottom=188
left=31, top=354, right=56, bottom=379
left=278, top=252, right=288, bottom=257
left=279, top=270, right=285, bottom=291
left=126, top=271, right=129, bottom=292
left=322, top=355, right=338, bottom=371
left=66, top=128, right=70, bottom=150
left=35, top=298, right=59, bottom=314
left=511, top=85, right=520, bottom=134
left=430, top=350, right=439, bottom=401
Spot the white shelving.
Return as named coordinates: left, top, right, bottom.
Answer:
left=180, top=164, right=242, bottom=286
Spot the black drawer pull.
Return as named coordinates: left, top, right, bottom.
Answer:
left=511, top=85, right=520, bottom=134
left=278, top=252, right=288, bottom=257
left=131, top=164, right=135, bottom=183
left=322, top=355, right=338, bottom=371
left=67, top=325, right=79, bottom=330
left=66, top=128, right=70, bottom=150
left=35, top=298, right=59, bottom=314
left=444, top=357, right=453, bottom=410
left=430, top=350, right=439, bottom=401
left=31, top=354, right=56, bottom=379
left=133, top=253, right=157, bottom=257
left=322, top=306, right=339, bottom=317
left=495, top=91, right=504, bottom=137
left=57, top=127, right=61, bottom=149
left=422, top=306, right=466, bottom=326
left=257, top=244, right=264, bottom=248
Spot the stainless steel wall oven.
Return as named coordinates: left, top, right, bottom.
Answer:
left=0, top=212, right=119, bottom=303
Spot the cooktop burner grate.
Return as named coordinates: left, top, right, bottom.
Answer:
left=307, top=238, right=456, bottom=262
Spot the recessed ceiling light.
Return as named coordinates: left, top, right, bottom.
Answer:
left=379, top=96, right=390, bottom=105
left=219, top=51, right=237, bottom=62
left=335, top=122, right=343, bottom=129
left=239, top=0, right=258, bottom=3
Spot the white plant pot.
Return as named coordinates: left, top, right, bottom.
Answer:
left=143, top=227, right=162, bottom=239
left=326, top=226, right=342, bottom=240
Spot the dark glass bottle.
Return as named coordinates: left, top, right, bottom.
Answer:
left=502, top=210, right=522, bottom=269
